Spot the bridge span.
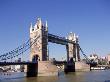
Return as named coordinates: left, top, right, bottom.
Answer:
left=0, top=62, right=37, bottom=66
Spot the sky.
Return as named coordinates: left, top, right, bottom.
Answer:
left=0, top=0, right=110, bottom=60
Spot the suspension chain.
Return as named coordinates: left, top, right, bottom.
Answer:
left=78, top=44, right=91, bottom=63
left=0, top=35, right=40, bottom=61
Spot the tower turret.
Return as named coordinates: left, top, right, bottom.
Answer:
left=30, top=18, right=48, bottom=61
left=45, top=21, right=48, bottom=31
left=37, top=18, right=42, bottom=29
left=67, top=32, right=80, bottom=62
left=30, top=23, right=33, bottom=33
left=34, top=18, right=42, bottom=30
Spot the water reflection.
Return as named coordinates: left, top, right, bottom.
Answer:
left=105, top=80, right=110, bottom=82
left=1, top=70, right=110, bottom=82
left=27, top=76, right=59, bottom=82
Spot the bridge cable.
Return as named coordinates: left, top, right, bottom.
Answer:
left=0, top=35, right=40, bottom=61
left=78, top=44, right=91, bottom=63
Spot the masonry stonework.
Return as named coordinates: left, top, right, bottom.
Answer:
left=30, top=18, right=48, bottom=61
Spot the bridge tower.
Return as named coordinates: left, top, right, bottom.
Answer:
left=30, top=18, right=48, bottom=61
left=67, top=32, right=80, bottom=62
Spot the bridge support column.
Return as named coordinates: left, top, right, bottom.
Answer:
left=67, top=32, right=77, bottom=62
left=30, top=18, right=48, bottom=61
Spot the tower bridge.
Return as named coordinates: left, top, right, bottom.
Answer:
left=0, top=18, right=92, bottom=77
left=29, top=18, right=80, bottom=62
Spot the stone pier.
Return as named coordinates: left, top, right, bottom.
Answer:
left=38, top=61, right=58, bottom=76
left=75, top=61, right=90, bottom=71
left=27, top=63, right=38, bottom=77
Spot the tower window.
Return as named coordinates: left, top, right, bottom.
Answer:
left=37, top=25, right=39, bottom=29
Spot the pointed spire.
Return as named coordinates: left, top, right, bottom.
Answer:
left=76, top=35, right=79, bottom=43
left=30, top=23, right=33, bottom=33
left=76, top=35, right=79, bottom=39
left=30, top=22, right=32, bottom=28
left=73, top=33, right=76, bottom=41
left=45, top=21, right=48, bottom=31
left=37, top=18, right=42, bottom=29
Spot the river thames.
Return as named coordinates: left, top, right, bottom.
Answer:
left=1, top=70, right=110, bottom=82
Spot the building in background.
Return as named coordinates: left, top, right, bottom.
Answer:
left=88, top=54, right=99, bottom=64
left=98, top=56, right=107, bottom=65
left=107, top=54, right=110, bottom=64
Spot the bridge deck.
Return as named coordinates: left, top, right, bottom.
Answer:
left=48, top=33, right=75, bottom=45
left=0, top=62, right=37, bottom=66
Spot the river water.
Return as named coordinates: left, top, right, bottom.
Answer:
left=1, top=70, right=110, bottom=82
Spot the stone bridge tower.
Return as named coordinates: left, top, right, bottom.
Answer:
left=30, top=18, right=48, bottom=61
left=67, top=32, right=80, bottom=62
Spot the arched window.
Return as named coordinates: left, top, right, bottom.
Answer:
left=32, top=54, right=39, bottom=62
